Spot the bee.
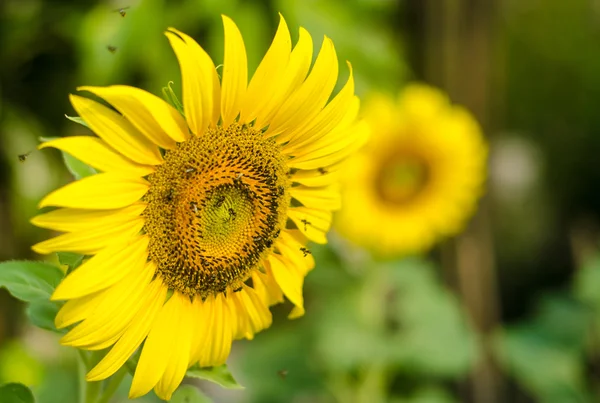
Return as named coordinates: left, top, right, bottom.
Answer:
left=113, top=6, right=130, bottom=17
left=299, top=247, right=311, bottom=257
left=317, top=167, right=328, bottom=175
left=228, top=207, right=236, bottom=219
left=18, top=151, right=32, bottom=163
left=190, top=201, right=198, bottom=214
left=215, top=195, right=226, bottom=208
left=165, top=188, right=174, bottom=202
left=107, top=45, right=118, bottom=54
left=185, top=167, right=196, bottom=174
left=300, top=219, right=311, bottom=231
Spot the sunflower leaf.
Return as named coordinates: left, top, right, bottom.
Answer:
left=65, top=115, right=89, bottom=128
left=26, top=300, right=62, bottom=333
left=171, top=385, right=213, bottom=403
left=0, top=382, right=35, bottom=403
left=185, top=364, right=244, bottom=390
left=57, top=252, right=84, bottom=274
left=62, top=152, right=97, bottom=180
left=0, top=261, right=63, bottom=303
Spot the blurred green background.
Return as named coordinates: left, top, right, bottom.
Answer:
left=2, top=0, right=600, bottom=402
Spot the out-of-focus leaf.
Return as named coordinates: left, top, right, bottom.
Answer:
left=0, top=261, right=63, bottom=303
left=575, top=255, right=600, bottom=308
left=390, top=386, right=456, bottom=403
left=385, top=259, right=479, bottom=377
left=26, top=300, right=61, bottom=333
left=0, top=383, right=35, bottom=403
left=186, top=365, right=243, bottom=389
left=494, top=324, right=590, bottom=403
left=171, top=385, right=212, bottom=403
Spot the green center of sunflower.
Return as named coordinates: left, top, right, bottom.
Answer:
left=143, top=124, right=290, bottom=298
left=375, top=151, right=430, bottom=205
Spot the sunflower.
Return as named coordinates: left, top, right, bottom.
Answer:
left=336, top=84, right=486, bottom=257
left=31, top=15, right=367, bottom=400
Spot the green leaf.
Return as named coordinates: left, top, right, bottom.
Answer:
left=57, top=252, right=84, bottom=275
left=0, top=383, right=35, bottom=403
left=171, top=385, right=212, bottom=403
left=62, top=152, right=96, bottom=180
left=26, top=300, right=61, bottom=333
left=186, top=364, right=243, bottom=389
left=65, top=115, right=88, bottom=128
left=0, top=261, right=63, bottom=303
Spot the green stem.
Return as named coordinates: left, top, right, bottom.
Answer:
left=85, top=380, right=101, bottom=403
left=96, top=367, right=128, bottom=403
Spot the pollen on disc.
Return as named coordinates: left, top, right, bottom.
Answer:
left=143, top=124, right=290, bottom=298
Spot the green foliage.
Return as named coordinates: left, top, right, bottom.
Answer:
left=0, top=261, right=63, bottom=303
left=0, top=383, right=35, bottom=403
left=171, top=385, right=212, bottom=403
left=0, top=261, right=64, bottom=334
left=186, top=364, right=243, bottom=390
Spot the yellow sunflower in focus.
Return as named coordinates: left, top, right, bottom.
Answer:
left=336, top=84, right=486, bottom=257
left=31, top=15, right=367, bottom=400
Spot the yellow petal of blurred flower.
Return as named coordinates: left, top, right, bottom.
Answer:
left=336, top=84, right=487, bottom=257
left=32, top=14, right=364, bottom=401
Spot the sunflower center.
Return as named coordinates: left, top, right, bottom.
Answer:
left=143, top=124, right=290, bottom=298
left=375, top=151, right=429, bottom=205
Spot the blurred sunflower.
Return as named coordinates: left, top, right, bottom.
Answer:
left=31, top=15, right=366, bottom=400
left=336, top=84, right=486, bottom=257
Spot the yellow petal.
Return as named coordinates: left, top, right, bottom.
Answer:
left=239, top=14, right=291, bottom=124
left=220, top=15, right=247, bottom=127
left=40, top=136, right=154, bottom=177
left=283, top=62, right=355, bottom=151
left=276, top=229, right=315, bottom=275
left=290, top=163, right=342, bottom=187
left=289, top=119, right=370, bottom=170
left=78, top=85, right=189, bottom=148
left=60, top=259, right=154, bottom=349
left=30, top=203, right=146, bottom=233
left=32, top=216, right=144, bottom=255
left=154, top=293, right=195, bottom=401
left=287, top=207, right=332, bottom=244
left=55, top=291, right=104, bottom=329
left=288, top=95, right=360, bottom=159
left=268, top=254, right=304, bottom=318
left=231, top=286, right=272, bottom=340
left=195, top=293, right=233, bottom=367
left=252, top=266, right=284, bottom=307
left=265, top=36, right=338, bottom=141
left=51, top=236, right=149, bottom=300
left=38, top=172, right=148, bottom=210
left=254, top=27, right=313, bottom=130
left=290, top=185, right=341, bottom=211
left=69, top=94, right=163, bottom=165
left=86, top=278, right=167, bottom=381
left=166, top=28, right=219, bottom=134
left=129, top=291, right=189, bottom=399
left=189, top=295, right=212, bottom=363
